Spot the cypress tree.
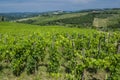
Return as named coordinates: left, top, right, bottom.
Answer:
left=1, top=16, right=4, bottom=21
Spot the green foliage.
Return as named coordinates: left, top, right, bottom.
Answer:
left=26, top=55, right=38, bottom=74
left=45, top=13, right=94, bottom=27
left=0, top=22, right=120, bottom=79
left=47, top=43, right=60, bottom=73
left=16, top=9, right=120, bottom=30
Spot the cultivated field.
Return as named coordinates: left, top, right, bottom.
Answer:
left=0, top=22, right=120, bottom=80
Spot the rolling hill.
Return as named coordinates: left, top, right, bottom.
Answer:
left=15, top=8, right=120, bottom=29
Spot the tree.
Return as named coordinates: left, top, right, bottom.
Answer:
left=1, top=16, right=5, bottom=21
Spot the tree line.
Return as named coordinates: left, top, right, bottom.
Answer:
left=0, top=16, right=5, bottom=21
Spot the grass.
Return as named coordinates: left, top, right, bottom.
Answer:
left=16, top=13, right=87, bottom=25
left=93, top=14, right=120, bottom=28
left=93, top=18, right=108, bottom=27
left=0, top=22, right=97, bottom=35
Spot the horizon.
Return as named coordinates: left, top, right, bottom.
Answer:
left=0, top=0, right=120, bottom=13
left=0, top=8, right=120, bottom=13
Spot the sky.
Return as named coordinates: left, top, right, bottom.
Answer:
left=0, top=0, right=120, bottom=12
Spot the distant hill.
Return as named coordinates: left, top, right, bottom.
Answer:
left=1, top=8, right=120, bottom=29
left=0, top=11, right=70, bottom=21
left=16, top=12, right=88, bottom=26
left=15, top=8, right=120, bottom=29
left=0, top=12, right=41, bottom=21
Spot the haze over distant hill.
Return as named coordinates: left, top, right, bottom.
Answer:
left=13, top=8, right=120, bottom=30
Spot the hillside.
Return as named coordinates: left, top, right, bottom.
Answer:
left=0, top=22, right=120, bottom=80
left=16, top=12, right=87, bottom=25
left=0, top=12, right=41, bottom=21
left=14, top=8, right=120, bottom=30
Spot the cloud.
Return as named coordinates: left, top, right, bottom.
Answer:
left=0, top=0, right=120, bottom=12
left=68, top=0, right=95, bottom=4
left=0, top=0, right=95, bottom=4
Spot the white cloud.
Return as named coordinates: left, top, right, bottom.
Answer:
left=68, top=0, right=95, bottom=4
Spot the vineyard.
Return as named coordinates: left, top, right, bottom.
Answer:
left=0, top=22, right=120, bottom=80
